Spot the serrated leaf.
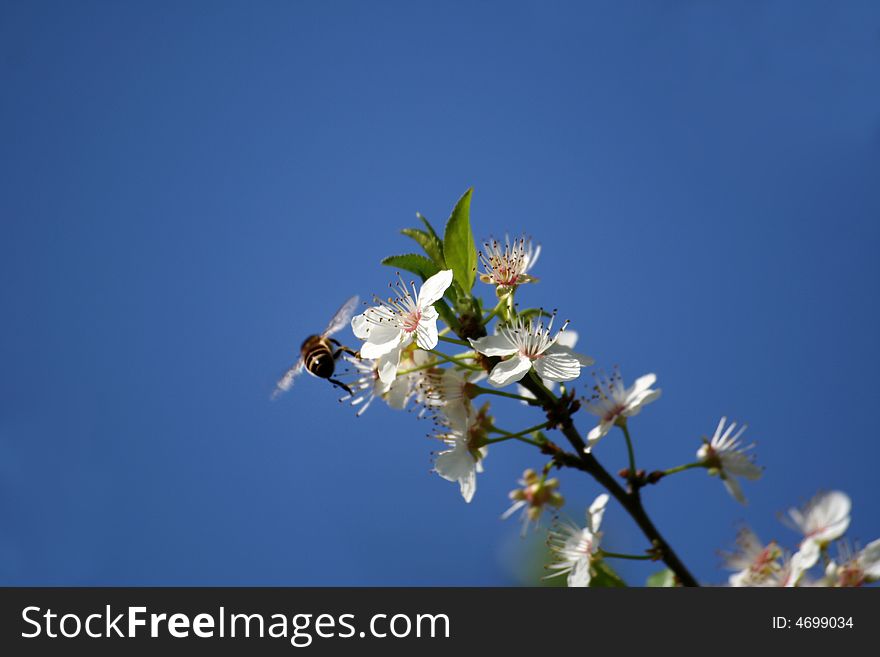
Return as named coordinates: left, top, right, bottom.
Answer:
left=416, top=212, right=442, bottom=243
left=589, top=560, right=627, bottom=587
left=646, top=569, right=677, bottom=587
left=401, top=228, right=445, bottom=268
left=442, top=188, right=477, bottom=292
left=380, top=253, right=439, bottom=282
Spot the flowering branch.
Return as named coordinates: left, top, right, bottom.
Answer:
left=514, top=374, right=700, bottom=587
left=282, top=187, right=879, bottom=588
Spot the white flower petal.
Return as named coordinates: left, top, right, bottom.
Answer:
left=792, top=491, right=851, bottom=543
left=475, top=446, right=488, bottom=474
left=417, top=269, right=453, bottom=307
left=487, top=355, right=533, bottom=387
left=815, top=491, right=851, bottom=532
left=786, top=551, right=811, bottom=587
left=457, top=468, right=477, bottom=503
left=585, top=422, right=613, bottom=452
left=351, top=312, right=371, bottom=339
left=435, top=441, right=477, bottom=503
left=588, top=493, right=609, bottom=532
left=555, top=330, right=578, bottom=349
left=811, top=516, right=851, bottom=544
left=630, top=373, right=657, bottom=396
left=622, top=388, right=662, bottom=416
left=376, top=348, right=401, bottom=385
left=442, top=401, right=471, bottom=434
left=568, top=556, right=592, bottom=588
left=729, top=571, right=750, bottom=587
left=468, top=334, right=518, bottom=357
left=359, top=323, right=403, bottom=358
left=415, top=314, right=440, bottom=350
left=544, top=343, right=594, bottom=367
left=722, top=475, right=746, bottom=505
left=860, top=538, right=880, bottom=580
left=795, top=540, right=821, bottom=571
left=534, top=351, right=584, bottom=382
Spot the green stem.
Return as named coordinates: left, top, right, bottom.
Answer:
left=481, top=298, right=507, bottom=326
left=428, top=350, right=482, bottom=371
left=600, top=550, right=654, bottom=561
left=395, top=354, right=466, bottom=376
left=471, top=385, right=535, bottom=403
left=485, top=434, right=542, bottom=447
left=438, top=335, right=470, bottom=347
left=661, top=462, right=705, bottom=476
left=528, top=370, right=558, bottom=402
left=490, top=423, right=549, bottom=441
left=620, top=421, right=637, bottom=486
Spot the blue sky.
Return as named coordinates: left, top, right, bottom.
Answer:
left=2, top=1, right=879, bottom=585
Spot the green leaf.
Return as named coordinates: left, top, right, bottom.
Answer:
left=401, top=228, right=445, bottom=268
left=589, top=561, right=627, bottom=587
left=416, top=212, right=442, bottom=244
left=380, top=253, right=440, bottom=282
left=646, top=569, right=677, bottom=587
left=442, top=188, right=477, bottom=292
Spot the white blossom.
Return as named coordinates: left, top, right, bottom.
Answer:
left=517, top=330, right=580, bottom=401
left=339, top=356, right=391, bottom=416
left=419, top=366, right=483, bottom=427
left=583, top=370, right=661, bottom=452
left=433, top=406, right=491, bottom=503
left=351, top=269, right=453, bottom=383
left=767, top=551, right=812, bottom=588
left=340, top=348, right=429, bottom=415
left=469, top=317, right=593, bottom=388
left=478, top=235, right=540, bottom=294
left=502, top=468, right=564, bottom=534
left=785, top=490, right=851, bottom=568
left=546, top=494, right=609, bottom=587
left=696, top=417, right=763, bottom=504
left=723, top=527, right=783, bottom=587
left=824, top=539, right=880, bottom=587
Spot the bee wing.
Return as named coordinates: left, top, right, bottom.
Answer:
left=271, top=357, right=305, bottom=400
left=321, top=294, right=360, bottom=338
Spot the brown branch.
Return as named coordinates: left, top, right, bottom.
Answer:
left=520, top=376, right=700, bottom=587
left=463, top=317, right=698, bottom=585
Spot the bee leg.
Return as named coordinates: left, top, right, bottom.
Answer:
left=327, top=378, right=353, bottom=396
left=332, top=345, right=360, bottom=360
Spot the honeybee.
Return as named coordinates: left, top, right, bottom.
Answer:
left=273, top=295, right=360, bottom=398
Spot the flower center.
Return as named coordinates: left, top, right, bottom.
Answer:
left=479, top=236, right=537, bottom=288
left=603, top=404, right=626, bottom=423
left=839, top=563, right=865, bottom=587
left=750, top=544, right=780, bottom=577
left=402, top=309, right=422, bottom=333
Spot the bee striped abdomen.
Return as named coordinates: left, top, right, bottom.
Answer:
left=300, top=335, right=336, bottom=379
